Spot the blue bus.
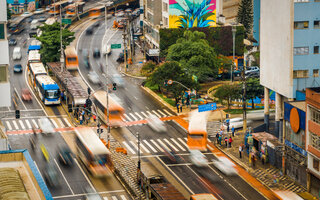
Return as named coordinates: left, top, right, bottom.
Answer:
left=35, top=75, right=60, bottom=105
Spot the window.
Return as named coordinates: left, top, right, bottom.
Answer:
left=310, top=106, right=320, bottom=124
left=315, top=21, right=320, bottom=28
left=0, top=23, right=5, bottom=39
left=293, top=70, right=309, bottom=78
left=0, top=65, right=8, bottom=82
left=310, top=132, right=320, bottom=151
left=294, top=47, right=309, bottom=55
left=294, top=21, right=309, bottom=29
left=163, top=17, right=168, bottom=26
left=314, top=69, right=319, bottom=77
left=162, top=2, right=168, bottom=12
left=314, top=46, right=319, bottom=54
left=313, top=158, right=319, bottom=171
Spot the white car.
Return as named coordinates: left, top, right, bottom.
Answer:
left=146, top=114, right=166, bottom=132
left=224, top=117, right=253, bottom=129
left=112, top=74, right=124, bottom=87
left=30, top=19, right=39, bottom=30
left=245, top=66, right=260, bottom=75
left=21, top=12, right=32, bottom=17
left=212, top=157, right=237, bottom=176
left=34, top=8, right=45, bottom=14
left=12, top=47, right=22, bottom=60
left=102, top=44, right=111, bottom=55
left=39, top=118, right=55, bottom=134
left=88, top=71, right=101, bottom=85
left=190, top=150, right=208, bottom=167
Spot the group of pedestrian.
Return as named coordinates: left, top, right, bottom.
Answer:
left=215, top=130, right=233, bottom=148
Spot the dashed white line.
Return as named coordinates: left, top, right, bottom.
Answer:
left=120, top=195, right=127, bottom=200
left=56, top=118, right=65, bottom=127
left=134, top=112, right=143, bottom=120
left=112, top=196, right=118, bottom=200
left=74, top=159, right=96, bottom=193
left=157, top=139, right=170, bottom=152
left=63, top=118, right=72, bottom=127
left=50, top=118, right=59, bottom=128
left=124, top=114, right=133, bottom=122
left=32, top=119, right=39, bottom=128
left=54, top=159, right=74, bottom=195
left=141, top=111, right=148, bottom=118
left=163, top=109, right=172, bottom=116
left=178, top=138, right=189, bottom=149
left=157, top=109, right=167, bottom=117
left=25, top=120, right=32, bottom=129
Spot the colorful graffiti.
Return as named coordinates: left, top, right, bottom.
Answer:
left=169, top=0, right=216, bottom=28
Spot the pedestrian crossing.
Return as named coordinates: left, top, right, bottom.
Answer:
left=2, top=117, right=72, bottom=131
left=122, top=137, right=189, bottom=155
left=121, top=109, right=174, bottom=122
left=102, top=194, right=130, bottom=200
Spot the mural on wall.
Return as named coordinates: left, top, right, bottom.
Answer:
left=169, top=0, right=216, bottom=28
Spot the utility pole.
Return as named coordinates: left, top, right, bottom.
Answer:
left=123, top=26, right=127, bottom=73
left=59, top=0, right=64, bottom=73
left=127, top=16, right=132, bottom=65
left=242, top=65, right=247, bottom=133
left=53, top=0, right=56, bottom=18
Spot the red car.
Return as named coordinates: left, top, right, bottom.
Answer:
left=22, top=89, right=32, bottom=101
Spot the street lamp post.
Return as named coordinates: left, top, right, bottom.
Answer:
left=64, top=78, right=68, bottom=106
left=231, top=25, right=236, bottom=82
left=60, top=0, right=64, bottom=73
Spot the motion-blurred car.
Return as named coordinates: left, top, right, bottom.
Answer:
left=88, top=71, right=101, bottom=85
left=146, top=114, right=166, bottom=133
left=112, top=74, right=124, bottom=87
left=82, top=48, right=89, bottom=59
left=190, top=150, right=208, bottom=167
left=21, top=88, right=32, bottom=101
left=12, top=47, right=22, bottom=60
left=21, top=12, right=32, bottom=17
left=34, top=8, right=45, bottom=14
left=13, top=64, right=23, bottom=73
left=93, top=48, right=100, bottom=58
left=38, top=16, right=46, bottom=22
left=9, top=38, right=17, bottom=46
left=39, top=117, right=55, bottom=134
left=43, top=163, right=60, bottom=188
left=86, top=27, right=94, bottom=35
left=212, top=157, right=237, bottom=176
left=116, top=52, right=124, bottom=62
left=57, top=145, right=74, bottom=166
left=223, top=117, right=253, bottom=129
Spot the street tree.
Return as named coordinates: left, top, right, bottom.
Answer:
left=214, top=83, right=241, bottom=109
left=147, top=61, right=199, bottom=104
left=245, top=77, right=263, bottom=109
left=166, top=30, right=219, bottom=82
left=36, top=22, right=75, bottom=64
left=140, top=61, right=157, bottom=77
left=237, top=0, right=253, bottom=38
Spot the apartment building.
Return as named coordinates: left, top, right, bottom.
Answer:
left=0, top=1, right=11, bottom=108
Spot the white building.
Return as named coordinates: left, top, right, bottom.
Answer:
left=0, top=1, right=11, bottom=107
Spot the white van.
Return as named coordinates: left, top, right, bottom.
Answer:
left=12, top=47, right=22, bottom=60
left=30, top=19, right=39, bottom=30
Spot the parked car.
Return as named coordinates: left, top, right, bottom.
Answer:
left=245, top=66, right=260, bottom=75
left=212, top=157, right=237, bottom=176
left=12, top=47, right=22, bottom=60
left=190, top=150, right=208, bottom=167
left=93, top=48, right=100, bottom=58
left=9, top=38, right=17, bottom=46
left=13, top=64, right=23, bottom=73
left=21, top=88, right=32, bottom=101
left=146, top=114, right=166, bottom=133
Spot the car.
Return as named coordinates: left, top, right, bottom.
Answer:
left=117, top=21, right=124, bottom=29
left=34, top=8, right=45, bottom=14
left=30, top=19, right=39, bottom=30
left=39, top=117, right=55, bottom=134
left=8, top=38, right=17, bottom=46
left=102, top=44, right=111, bottom=55
left=245, top=66, right=260, bottom=75
left=212, top=157, right=237, bottom=176
left=223, top=117, right=253, bottom=129
left=146, top=114, right=167, bottom=133
left=38, top=16, right=46, bottom=22
left=93, top=21, right=100, bottom=27
left=88, top=71, right=101, bottom=85
left=13, top=64, right=23, bottom=73
left=12, top=47, right=22, bottom=60
left=21, top=88, right=32, bottom=101
left=57, top=146, right=74, bottom=166
left=93, top=48, right=100, bottom=58
left=86, top=27, right=94, bottom=35
left=189, top=150, right=208, bottom=167
left=117, top=53, right=124, bottom=62
left=246, top=71, right=260, bottom=79
left=45, top=6, right=51, bottom=11
left=112, top=74, right=124, bottom=87
left=43, top=163, right=60, bottom=188
left=10, top=26, right=24, bottom=35
left=21, top=12, right=32, bottom=17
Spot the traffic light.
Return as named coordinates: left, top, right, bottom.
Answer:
left=15, top=110, right=20, bottom=119
left=164, top=80, right=168, bottom=86
left=113, top=83, right=117, bottom=90
left=100, top=128, right=103, bottom=133
left=86, top=98, right=92, bottom=108
left=87, top=87, right=91, bottom=95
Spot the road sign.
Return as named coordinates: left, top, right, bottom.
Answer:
left=61, top=18, right=72, bottom=24
left=198, top=103, right=217, bottom=112
left=111, top=44, right=121, bottom=49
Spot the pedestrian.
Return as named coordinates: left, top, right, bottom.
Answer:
left=61, top=90, right=64, bottom=101
left=239, top=144, right=243, bottom=158
left=93, top=114, right=96, bottom=122
left=79, top=114, right=83, bottom=125
left=232, top=126, right=235, bottom=137
left=261, top=154, right=266, bottom=165
left=176, top=102, right=180, bottom=113
left=218, top=135, right=222, bottom=145
left=227, top=123, right=230, bottom=133
left=252, top=153, right=256, bottom=167
left=228, top=136, right=233, bottom=148
left=224, top=137, right=228, bottom=147
left=180, top=104, right=182, bottom=113
left=216, top=132, right=219, bottom=144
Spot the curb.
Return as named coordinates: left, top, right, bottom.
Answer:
left=119, top=67, right=147, bottom=80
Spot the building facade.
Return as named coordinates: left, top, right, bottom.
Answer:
left=306, top=87, right=320, bottom=198
left=7, top=0, right=38, bottom=14
left=0, top=2, right=11, bottom=108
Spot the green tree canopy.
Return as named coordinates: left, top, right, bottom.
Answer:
left=214, top=83, right=241, bottom=109
left=147, top=61, right=199, bottom=104
left=166, top=30, right=219, bottom=82
left=140, top=61, right=157, bottom=77
left=237, top=0, right=253, bottom=38
left=36, top=22, right=75, bottom=64
left=245, top=77, right=263, bottom=109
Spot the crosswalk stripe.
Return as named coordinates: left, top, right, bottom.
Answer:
left=129, top=113, right=138, bottom=121
left=25, top=120, right=32, bottom=129
left=163, top=109, right=172, bottom=116
left=63, top=118, right=72, bottom=127
left=146, top=111, right=153, bottom=116
left=124, top=114, right=133, bottom=122
left=178, top=138, right=189, bottom=149
left=171, top=138, right=186, bottom=151
left=138, top=141, right=150, bottom=153
left=157, top=109, right=167, bottom=117
left=57, top=118, right=65, bottom=127
left=184, top=137, right=187, bottom=141
left=50, top=119, right=58, bottom=128
left=150, top=139, right=164, bottom=152
left=135, top=112, right=143, bottom=120
left=152, top=110, right=161, bottom=118
left=120, top=195, right=127, bottom=200
left=157, top=139, right=170, bottom=152
left=129, top=141, right=143, bottom=154
left=122, top=141, right=136, bottom=154
left=141, top=111, right=149, bottom=118
left=5, top=121, right=12, bottom=130
left=12, top=121, right=19, bottom=130
left=143, top=140, right=157, bottom=153
left=103, top=197, right=108, bottom=200
left=164, top=138, right=179, bottom=152
left=32, top=119, right=39, bottom=128
left=112, top=196, right=118, bottom=200
left=19, top=120, right=26, bottom=129
left=120, top=116, right=127, bottom=122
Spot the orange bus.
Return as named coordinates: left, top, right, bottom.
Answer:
left=190, top=193, right=218, bottom=200
left=66, top=2, right=85, bottom=17
left=75, top=128, right=113, bottom=177
left=64, top=46, right=79, bottom=70
left=187, top=111, right=209, bottom=151
left=93, top=90, right=125, bottom=127
left=89, top=7, right=102, bottom=18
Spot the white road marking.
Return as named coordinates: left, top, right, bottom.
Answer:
left=145, top=106, right=149, bottom=110
left=146, top=111, right=152, bottom=116
left=103, top=197, right=108, bottom=200
left=12, top=121, right=19, bottom=130
left=152, top=110, right=161, bottom=118
left=5, top=121, right=12, bottom=130
left=63, top=118, right=72, bottom=127
left=129, top=141, right=143, bottom=154
left=178, top=138, right=189, bottom=149
left=33, top=161, right=44, bottom=181
left=50, top=118, right=59, bottom=128
left=122, top=141, right=135, bottom=154
left=120, top=195, right=127, bottom=200
left=163, top=109, right=172, bottom=116
left=157, top=139, right=170, bottom=151
left=74, top=159, right=96, bottom=193
left=57, top=118, right=65, bottom=127
left=120, top=116, right=127, bottom=122
left=19, top=120, right=26, bottom=130
left=141, top=111, right=148, bottom=118
left=150, top=139, right=164, bottom=152
left=14, top=87, right=27, bottom=110
left=164, top=138, right=179, bottom=152
left=184, top=137, right=187, bottom=141
left=133, top=96, right=138, bottom=100
left=129, top=113, right=138, bottom=121
left=124, top=114, right=133, bottom=122
left=112, top=196, right=118, bottom=200
left=54, top=159, right=74, bottom=195
left=134, top=112, right=143, bottom=120
left=143, top=140, right=157, bottom=153
left=25, top=120, right=32, bottom=129
left=171, top=138, right=186, bottom=151
left=157, top=109, right=167, bottom=117
left=32, top=119, right=39, bottom=128
left=137, top=140, right=150, bottom=153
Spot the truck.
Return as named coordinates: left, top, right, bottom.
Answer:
left=139, top=162, right=186, bottom=200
